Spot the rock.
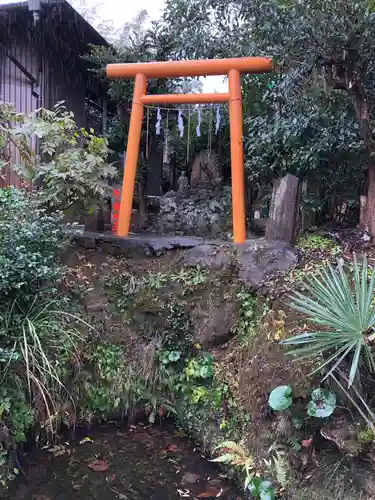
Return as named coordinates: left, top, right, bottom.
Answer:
left=181, top=472, right=201, bottom=485
left=84, top=292, right=107, bottom=313
left=74, top=233, right=97, bottom=249
left=183, top=239, right=297, bottom=290
left=183, top=244, right=234, bottom=271
left=191, top=296, right=239, bottom=347
left=146, top=236, right=202, bottom=254
left=158, top=189, right=231, bottom=238
left=72, top=231, right=202, bottom=257
left=237, top=239, right=297, bottom=288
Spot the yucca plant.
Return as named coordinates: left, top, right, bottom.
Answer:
left=282, top=254, right=375, bottom=388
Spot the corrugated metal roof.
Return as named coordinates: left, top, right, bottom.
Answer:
left=0, top=0, right=109, bottom=47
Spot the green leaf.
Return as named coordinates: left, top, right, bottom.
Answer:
left=168, top=351, right=181, bottom=362
left=248, top=478, right=275, bottom=499
left=268, top=385, right=293, bottom=411
left=307, top=388, right=336, bottom=418
left=260, top=481, right=276, bottom=500
left=291, top=414, right=303, bottom=429
left=248, top=477, right=263, bottom=495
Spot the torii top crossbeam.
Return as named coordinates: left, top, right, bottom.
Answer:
left=106, top=56, right=273, bottom=244
left=107, top=57, right=271, bottom=79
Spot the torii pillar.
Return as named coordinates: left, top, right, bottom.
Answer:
left=106, top=57, right=272, bottom=244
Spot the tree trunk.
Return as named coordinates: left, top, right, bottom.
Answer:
left=266, top=174, right=300, bottom=244
left=348, top=88, right=375, bottom=235
left=360, top=166, right=375, bottom=235
left=136, top=182, right=146, bottom=226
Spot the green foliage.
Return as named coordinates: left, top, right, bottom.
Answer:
left=84, top=344, right=125, bottom=417
left=82, top=343, right=175, bottom=422
left=158, top=350, right=181, bottom=365
left=160, top=0, right=375, bottom=221
left=106, top=266, right=206, bottom=314
left=0, top=102, right=33, bottom=176
left=14, top=103, right=117, bottom=218
left=0, top=293, right=87, bottom=488
left=170, top=267, right=206, bottom=295
left=282, top=255, right=375, bottom=387
left=358, top=426, right=375, bottom=443
left=265, top=447, right=290, bottom=488
left=268, top=385, right=293, bottom=411
left=90, top=344, right=122, bottom=382
left=164, top=301, right=192, bottom=350
left=0, top=181, right=92, bottom=487
left=297, top=234, right=337, bottom=252
left=232, top=289, right=259, bottom=339
left=307, top=389, right=336, bottom=418
left=0, top=386, right=35, bottom=444
left=269, top=386, right=337, bottom=419
left=185, top=354, right=213, bottom=381
left=0, top=296, right=84, bottom=423
left=0, top=188, right=64, bottom=300
left=248, top=478, right=276, bottom=499
left=190, top=385, right=209, bottom=404
left=245, top=91, right=365, bottom=208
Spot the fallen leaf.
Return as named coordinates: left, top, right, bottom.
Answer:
left=167, top=444, right=181, bottom=452
left=87, top=459, right=109, bottom=472
left=47, top=444, right=66, bottom=457
left=79, top=436, right=94, bottom=445
left=198, top=486, right=222, bottom=497
left=177, top=489, right=191, bottom=497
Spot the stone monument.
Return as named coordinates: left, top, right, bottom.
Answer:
left=177, top=171, right=189, bottom=200
left=158, top=151, right=231, bottom=238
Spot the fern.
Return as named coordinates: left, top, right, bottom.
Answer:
left=213, top=440, right=248, bottom=455
left=266, top=444, right=290, bottom=488
left=211, top=452, right=237, bottom=463
left=211, top=440, right=255, bottom=490
left=273, top=451, right=289, bottom=487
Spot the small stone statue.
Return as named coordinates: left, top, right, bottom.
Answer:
left=177, top=171, right=189, bottom=198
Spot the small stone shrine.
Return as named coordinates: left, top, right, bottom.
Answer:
left=158, top=151, right=232, bottom=238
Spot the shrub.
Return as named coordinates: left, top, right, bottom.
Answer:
left=0, top=187, right=64, bottom=300
left=14, top=102, right=117, bottom=218
left=0, top=102, right=34, bottom=177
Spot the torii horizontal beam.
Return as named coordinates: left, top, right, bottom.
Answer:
left=107, top=57, right=272, bottom=79
left=106, top=57, right=273, bottom=244
left=140, top=93, right=230, bottom=105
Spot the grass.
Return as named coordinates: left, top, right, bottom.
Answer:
left=0, top=295, right=90, bottom=432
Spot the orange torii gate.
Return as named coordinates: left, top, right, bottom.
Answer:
left=106, top=57, right=272, bottom=244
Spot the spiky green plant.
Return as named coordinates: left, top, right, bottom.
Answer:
left=282, top=254, right=375, bottom=388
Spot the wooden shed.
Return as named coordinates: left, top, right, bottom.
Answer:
left=0, top=0, right=109, bottom=187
